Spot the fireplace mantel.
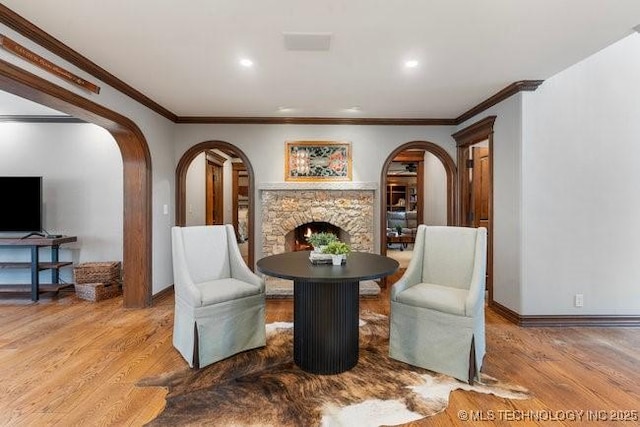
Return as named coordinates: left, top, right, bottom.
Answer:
left=258, top=181, right=378, bottom=191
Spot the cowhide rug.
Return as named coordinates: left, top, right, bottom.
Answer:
left=139, top=313, right=528, bottom=426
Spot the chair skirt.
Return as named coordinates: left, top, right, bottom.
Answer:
left=389, top=301, right=485, bottom=383
left=173, top=293, right=266, bottom=368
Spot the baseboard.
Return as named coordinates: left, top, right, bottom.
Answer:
left=489, top=301, right=521, bottom=324
left=152, top=284, right=174, bottom=304
left=489, top=301, right=640, bottom=327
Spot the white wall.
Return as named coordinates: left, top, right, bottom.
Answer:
left=0, top=24, right=176, bottom=294
left=185, top=152, right=206, bottom=225
left=456, top=95, right=525, bottom=314
left=174, top=124, right=458, bottom=260
left=423, top=151, right=447, bottom=225
left=0, top=123, right=122, bottom=284
left=456, top=32, right=640, bottom=317
left=521, top=33, right=640, bottom=315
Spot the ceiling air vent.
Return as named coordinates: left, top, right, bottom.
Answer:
left=283, top=32, right=332, bottom=51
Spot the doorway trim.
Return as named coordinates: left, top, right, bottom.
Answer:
left=379, top=141, right=457, bottom=254
left=0, top=58, right=153, bottom=308
left=452, top=115, right=496, bottom=303
left=175, top=141, right=256, bottom=269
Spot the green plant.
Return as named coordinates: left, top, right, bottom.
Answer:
left=395, top=225, right=403, bottom=235
left=306, top=232, right=338, bottom=247
left=322, top=241, right=351, bottom=255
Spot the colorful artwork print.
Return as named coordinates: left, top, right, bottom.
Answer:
left=285, top=141, right=352, bottom=181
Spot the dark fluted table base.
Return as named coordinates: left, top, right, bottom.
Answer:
left=293, top=279, right=359, bottom=374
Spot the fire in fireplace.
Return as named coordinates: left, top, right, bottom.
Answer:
left=290, top=222, right=343, bottom=252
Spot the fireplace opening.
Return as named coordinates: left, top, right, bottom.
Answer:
left=286, top=221, right=349, bottom=252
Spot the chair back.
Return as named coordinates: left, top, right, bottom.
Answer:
left=172, top=225, right=231, bottom=285
left=419, top=226, right=484, bottom=290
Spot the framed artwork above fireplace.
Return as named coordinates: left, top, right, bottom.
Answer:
left=285, top=141, right=352, bottom=181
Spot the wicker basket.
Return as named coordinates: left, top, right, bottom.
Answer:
left=74, top=262, right=121, bottom=284
left=74, top=282, right=122, bottom=302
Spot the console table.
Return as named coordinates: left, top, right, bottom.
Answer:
left=257, top=251, right=398, bottom=374
left=0, top=236, right=77, bottom=301
left=387, top=233, right=414, bottom=250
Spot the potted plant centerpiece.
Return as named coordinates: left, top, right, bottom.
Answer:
left=323, top=241, right=351, bottom=265
left=394, top=225, right=403, bottom=237
left=306, top=232, right=338, bottom=253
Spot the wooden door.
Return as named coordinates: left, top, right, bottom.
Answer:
left=464, top=145, right=491, bottom=291
left=472, top=147, right=490, bottom=230
left=206, top=161, right=223, bottom=225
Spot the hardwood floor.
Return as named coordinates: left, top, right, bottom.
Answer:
left=0, top=282, right=638, bottom=426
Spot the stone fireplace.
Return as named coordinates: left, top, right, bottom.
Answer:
left=260, top=182, right=377, bottom=257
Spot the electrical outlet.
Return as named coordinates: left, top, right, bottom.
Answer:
left=574, top=294, right=584, bottom=307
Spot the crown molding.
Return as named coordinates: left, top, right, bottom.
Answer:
left=1, top=5, right=543, bottom=126
left=175, top=116, right=456, bottom=125
left=0, top=4, right=178, bottom=122
left=455, top=80, right=544, bottom=125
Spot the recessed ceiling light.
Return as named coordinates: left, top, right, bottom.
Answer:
left=239, top=58, right=254, bottom=68
left=277, top=106, right=294, bottom=113
left=404, top=60, right=419, bottom=68
left=343, top=106, right=361, bottom=113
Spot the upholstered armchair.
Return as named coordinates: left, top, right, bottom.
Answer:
left=389, top=225, right=487, bottom=383
left=171, top=225, right=266, bottom=369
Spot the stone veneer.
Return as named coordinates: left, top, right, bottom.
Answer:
left=260, top=182, right=376, bottom=257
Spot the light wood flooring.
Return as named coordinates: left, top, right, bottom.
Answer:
left=0, top=282, right=638, bottom=426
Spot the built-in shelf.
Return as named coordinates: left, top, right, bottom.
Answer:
left=386, top=176, right=417, bottom=212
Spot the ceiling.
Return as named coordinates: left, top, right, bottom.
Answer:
left=2, top=1, right=640, bottom=119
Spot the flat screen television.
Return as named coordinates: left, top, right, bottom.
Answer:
left=0, top=176, right=43, bottom=233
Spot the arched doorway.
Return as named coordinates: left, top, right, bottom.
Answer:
left=379, top=141, right=457, bottom=255
left=175, top=141, right=256, bottom=269
left=0, top=59, right=152, bottom=308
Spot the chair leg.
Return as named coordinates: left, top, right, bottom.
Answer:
left=468, top=336, right=477, bottom=385
left=193, top=322, right=200, bottom=369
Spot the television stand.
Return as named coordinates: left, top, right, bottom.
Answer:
left=0, top=236, right=77, bottom=301
left=20, top=231, right=63, bottom=239
left=20, top=231, right=47, bottom=239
